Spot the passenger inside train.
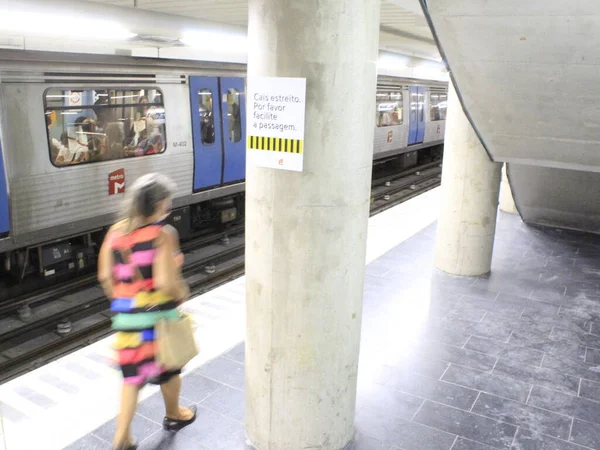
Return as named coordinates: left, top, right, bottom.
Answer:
left=45, top=88, right=167, bottom=166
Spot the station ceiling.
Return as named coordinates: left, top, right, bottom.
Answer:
left=87, top=0, right=439, bottom=60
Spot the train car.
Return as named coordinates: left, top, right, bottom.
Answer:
left=0, top=50, right=446, bottom=285
left=373, top=76, right=447, bottom=166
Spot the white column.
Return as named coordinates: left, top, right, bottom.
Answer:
left=244, top=1, right=380, bottom=449
left=499, top=164, right=518, bottom=214
left=434, top=83, right=502, bottom=276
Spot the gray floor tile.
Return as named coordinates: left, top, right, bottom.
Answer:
left=471, top=392, right=571, bottom=440
left=379, top=366, right=478, bottom=410
left=442, top=317, right=513, bottom=343
left=451, top=438, right=498, bottom=450
left=552, top=327, right=600, bottom=350
left=509, top=330, right=582, bottom=359
left=417, top=341, right=498, bottom=373
left=377, top=357, right=449, bottom=380
left=492, top=359, right=580, bottom=395
left=464, top=336, right=545, bottom=367
left=223, top=343, right=245, bottom=363
left=441, top=365, right=531, bottom=403
left=512, top=428, right=590, bottom=450
left=137, top=430, right=209, bottom=449
left=541, top=354, right=600, bottom=383
left=586, top=347, right=600, bottom=364
left=199, top=384, right=245, bottom=422
left=63, top=433, right=110, bottom=450
left=494, top=293, right=559, bottom=316
left=528, top=385, right=600, bottom=424
left=93, top=414, right=161, bottom=445
left=580, top=379, right=600, bottom=402
left=357, top=384, right=423, bottom=421
left=178, top=405, right=238, bottom=444
left=353, top=432, right=387, bottom=450
left=413, top=401, right=517, bottom=449
left=530, top=287, right=567, bottom=304
left=202, top=420, right=246, bottom=449
left=179, top=372, right=223, bottom=403
left=570, top=418, right=600, bottom=449
left=355, top=406, right=457, bottom=450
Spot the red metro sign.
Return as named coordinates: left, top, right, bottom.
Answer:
left=108, top=168, right=125, bottom=195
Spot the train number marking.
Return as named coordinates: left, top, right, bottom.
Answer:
left=173, top=141, right=188, bottom=148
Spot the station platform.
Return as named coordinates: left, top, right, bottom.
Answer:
left=4, top=187, right=600, bottom=450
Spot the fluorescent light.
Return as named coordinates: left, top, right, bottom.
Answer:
left=0, top=11, right=136, bottom=41
left=181, top=30, right=246, bottom=52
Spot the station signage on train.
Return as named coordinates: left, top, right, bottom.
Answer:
left=246, top=76, right=306, bottom=172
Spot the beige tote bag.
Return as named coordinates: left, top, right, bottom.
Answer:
left=156, top=311, right=199, bottom=370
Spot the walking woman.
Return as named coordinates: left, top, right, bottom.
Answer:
left=98, top=173, right=196, bottom=450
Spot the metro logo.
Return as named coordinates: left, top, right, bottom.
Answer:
left=108, top=169, right=125, bottom=195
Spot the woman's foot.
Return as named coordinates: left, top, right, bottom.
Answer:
left=163, top=405, right=197, bottom=431
left=113, top=437, right=137, bottom=450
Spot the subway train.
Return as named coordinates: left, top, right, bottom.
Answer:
left=0, top=50, right=447, bottom=284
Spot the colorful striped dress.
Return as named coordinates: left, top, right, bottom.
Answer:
left=108, top=223, right=180, bottom=386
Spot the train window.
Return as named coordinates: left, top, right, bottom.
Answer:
left=44, top=88, right=166, bottom=167
left=227, top=88, right=242, bottom=143
left=430, top=92, right=448, bottom=121
left=376, top=91, right=403, bottom=127
left=198, top=89, right=215, bottom=145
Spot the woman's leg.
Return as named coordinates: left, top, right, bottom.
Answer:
left=113, top=382, right=139, bottom=448
left=160, top=374, right=194, bottom=420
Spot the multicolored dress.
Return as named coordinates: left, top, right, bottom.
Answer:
left=108, top=223, right=180, bottom=386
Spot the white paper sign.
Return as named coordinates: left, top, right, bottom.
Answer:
left=246, top=76, right=306, bottom=172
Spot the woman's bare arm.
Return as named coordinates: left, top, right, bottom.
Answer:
left=154, top=228, right=188, bottom=300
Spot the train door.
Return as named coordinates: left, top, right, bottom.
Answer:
left=0, top=139, right=9, bottom=236
left=189, top=76, right=224, bottom=191
left=220, top=77, right=246, bottom=184
left=189, top=76, right=246, bottom=191
left=408, top=86, right=426, bottom=145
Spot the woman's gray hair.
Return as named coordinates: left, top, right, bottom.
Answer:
left=121, top=173, right=176, bottom=231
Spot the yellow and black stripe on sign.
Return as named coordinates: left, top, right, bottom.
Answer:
left=247, top=136, right=304, bottom=154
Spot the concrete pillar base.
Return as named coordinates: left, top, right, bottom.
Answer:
left=434, top=83, right=502, bottom=277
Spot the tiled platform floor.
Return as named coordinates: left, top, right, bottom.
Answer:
left=70, top=212, right=600, bottom=449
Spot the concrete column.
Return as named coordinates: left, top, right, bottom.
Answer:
left=245, top=1, right=380, bottom=449
left=434, top=83, right=502, bottom=276
left=499, top=164, right=518, bottom=214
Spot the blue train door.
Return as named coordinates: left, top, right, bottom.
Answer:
left=0, top=139, right=9, bottom=236
left=220, top=77, right=246, bottom=184
left=408, top=86, right=426, bottom=145
left=189, top=76, right=224, bottom=191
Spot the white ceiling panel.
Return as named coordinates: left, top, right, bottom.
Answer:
left=87, top=0, right=437, bottom=57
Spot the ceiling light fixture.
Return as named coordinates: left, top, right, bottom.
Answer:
left=0, top=11, right=137, bottom=41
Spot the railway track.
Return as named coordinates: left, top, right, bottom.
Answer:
left=0, top=160, right=442, bottom=384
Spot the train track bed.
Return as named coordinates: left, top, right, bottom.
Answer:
left=0, top=159, right=442, bottom=384
left=371, top=163, right=442, bottom=216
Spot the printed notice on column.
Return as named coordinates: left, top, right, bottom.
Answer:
left=246, top=76, right=306, bottom=172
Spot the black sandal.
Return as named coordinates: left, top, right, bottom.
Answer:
left=163, top=405, right=197, bottom=432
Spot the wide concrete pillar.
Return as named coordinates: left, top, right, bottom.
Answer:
left=244, top=1, right=380, bottom=449
left=499, top=164, right=518, bottom=214
left=434, top=83, right=502, bottom=276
